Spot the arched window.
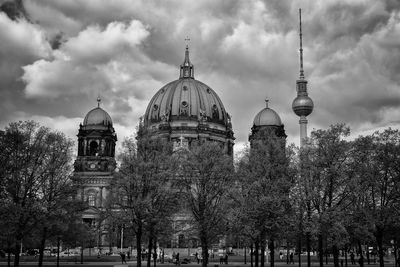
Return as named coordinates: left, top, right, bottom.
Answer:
left=212, top=105, right=219, bottom=120
left=87, top=191, right=96, bottom=207
left=89, top=141, right=98, bottom=156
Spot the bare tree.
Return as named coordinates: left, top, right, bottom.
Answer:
left=110, top=133, right=178, bottom=267
left=350, top=129, right=400, bottom=267
left=300, top=124, right=353, bottom=267
left=34, top=131, right=83, bottom=267
left=180, top=141, right=234, bottom=267
left=235, top=128, right=294, bottom=267
left=0, top=121, right=75, bottom=267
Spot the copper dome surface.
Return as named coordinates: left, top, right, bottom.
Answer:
left=253, top=103, right=282, bottom=126
left=144, top=78, right=229, bottom=127
left=83, top=107, right=113, bottom=127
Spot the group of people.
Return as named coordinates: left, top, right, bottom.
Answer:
left=278, top=252, right=295, bottom=263
left=173, top=252, right=180, bottom=265
left=219, top=253, right=229, bottom=264
left=120, top=252, right=127, bottom=264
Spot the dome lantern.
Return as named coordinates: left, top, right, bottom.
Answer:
left=179, top=42, right=194, bottom=79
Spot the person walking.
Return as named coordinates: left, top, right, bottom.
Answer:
left=290, top=252, right=294, bottom=264
left=350, top=252, right=355, bottom=265
left=121, top=252, right=127, bottom=264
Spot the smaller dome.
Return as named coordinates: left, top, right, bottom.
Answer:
left=83, top=107, right=113, bottom=126
left=253, top=100, right=282, bottom=126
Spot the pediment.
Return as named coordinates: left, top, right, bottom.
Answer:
left=84, top=206, right=100, bottom=215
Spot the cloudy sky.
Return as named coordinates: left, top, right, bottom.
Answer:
left=1, top=0, right=400, bottom=155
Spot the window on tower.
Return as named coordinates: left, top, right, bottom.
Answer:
left=89, top=141, right=99, bottom=156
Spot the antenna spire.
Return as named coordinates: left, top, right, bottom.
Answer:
left=299, top=8, right=305, bottom=79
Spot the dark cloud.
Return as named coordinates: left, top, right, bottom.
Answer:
left=0, top=0, right=28, bottom=21
left=0, top=0, right=400, bottom=150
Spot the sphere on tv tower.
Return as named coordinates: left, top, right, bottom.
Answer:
left=292, top=94, right=313, bottom=117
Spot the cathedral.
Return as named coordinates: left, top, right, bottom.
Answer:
left=72, top=44, right=288, bottom=249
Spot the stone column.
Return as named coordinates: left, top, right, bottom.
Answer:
left=99, top=186, right=103, bottom=207
left=83, top=138, right=87, bottom=156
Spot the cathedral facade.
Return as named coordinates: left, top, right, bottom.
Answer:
left=72, top=45, right=286, bottom=249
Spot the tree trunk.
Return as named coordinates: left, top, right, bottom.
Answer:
left=38, top=227, right=47, bottom=267
left=80, top=240, right=84, bottom=264
left=269, top=239, right=275, bottom=267
left=201, top=235, right=209, bottom=267
left=306, top=200, right=312, bottom=267
left=56, top=236, right=60, bottom=267
left=251, top=244, right=254, bottom=267
left=357, top=241, right=364, bottom=267
left=326, top=249, right=328, bottom=265
left=345, top=245, right=348, bottom=267
left=7, top=241, right=11, bottom=267
left=245, top=246, right=247, bottom=264
left=298, top=234, right=302, bottom=267
left=307, top=233, right=311, bottom=267
left=375, top=227, right=384, bottom=267
left=255, top=241, right=259, bottom=267
left=318, top=234, right=324, bottom=267
left=261, top=241, right=265, bottom=267
left=366, top=246, right=370, bottom=265
left=136, top=225, right=143, bottom=267
left=147, top=235, right=153, bottom=267
left=333, top=245, right=339, bottom=267
left=13, top=237, right=21, bottom=267
left=153, top=238, right=157, bottom=267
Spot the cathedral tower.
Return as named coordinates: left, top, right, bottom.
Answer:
left=72, top=97, right=117, bottom=229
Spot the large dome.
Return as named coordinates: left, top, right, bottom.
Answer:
left=253, top=100, right=282, bottom=126
left=142, top=45, right=234, bottom=155
left=144, top=45, right=231, bottom=129
left=144, top=78, right=229, bottom=127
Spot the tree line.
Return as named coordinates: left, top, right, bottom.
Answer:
left=1, top=121, right=400, bottom=267
left=0, top=121, right=91, bottom=267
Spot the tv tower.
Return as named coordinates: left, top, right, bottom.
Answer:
left=292, top=8, right=314, bottom=147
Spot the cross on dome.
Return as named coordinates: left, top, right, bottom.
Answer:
left=185, top=36, right=190, bottom=48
